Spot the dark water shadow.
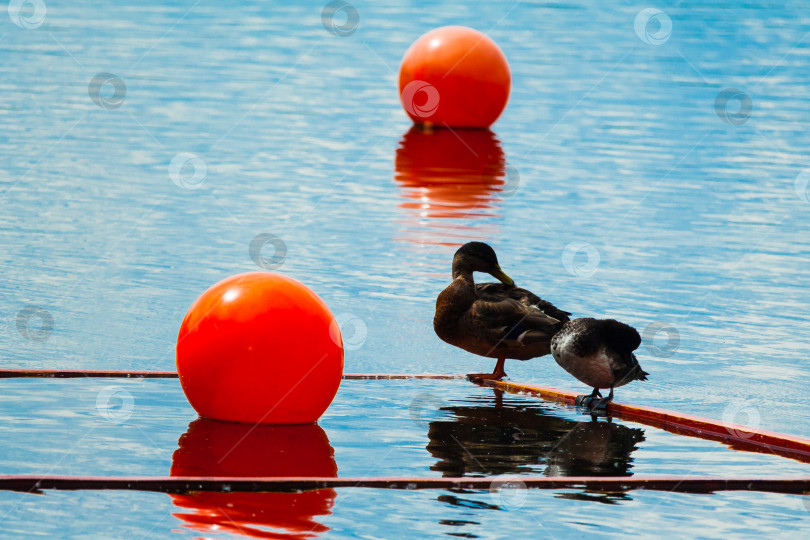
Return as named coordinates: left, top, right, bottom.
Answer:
left=426, top=389, right=646, bottom=522
left=170, top=418, right=337, bottom=539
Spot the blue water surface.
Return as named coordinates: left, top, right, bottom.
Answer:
left=1, top=379, right=809, bottom=538
left=2, top=0, right=810, bottom=537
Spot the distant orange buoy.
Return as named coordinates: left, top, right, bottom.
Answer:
left=398, top=26, right=511, bottom=128
left=176, top=272, right=343, bottom=424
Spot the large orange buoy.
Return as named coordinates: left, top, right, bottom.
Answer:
left=398, top=26, right=511, bottom=128
left=176, top=272, right=343, bottom=424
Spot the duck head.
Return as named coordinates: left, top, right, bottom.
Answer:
left=452, top=242, right=514, bottom=285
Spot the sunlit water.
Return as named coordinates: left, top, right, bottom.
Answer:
left=2, top=0, right=810, bottom=537
left=1, top=379, right=809, bottom=538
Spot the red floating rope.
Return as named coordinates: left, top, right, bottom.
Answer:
left=0, top=475, right=808, bottom=495
left=0, top=369, right=178, bottom=378
left=470, top=377, right=810, bottom=464
left=0, top=369, right=460, bottom=380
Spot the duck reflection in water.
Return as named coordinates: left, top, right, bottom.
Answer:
left=393, top=126, right=511, bottom=256
left=170, top=418, right=337, bottom=539
left=427, top=390, right=645, bottom=507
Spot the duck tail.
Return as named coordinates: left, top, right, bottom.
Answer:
left=632, top=353, right=649, bottom=381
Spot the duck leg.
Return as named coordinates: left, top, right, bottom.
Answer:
left=591, top=386, right=613, bottom=411
left=575, top=387, right=602, bottom=408
left=591, top=386, right=614, bottom=411
left=467, top=356, right=507, bottom=381
left=577, top=387, right=614, bottom=414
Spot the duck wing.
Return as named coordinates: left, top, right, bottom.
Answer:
left=468, top=294, right=563, bottom=348
left=476, top=282, right=571, bottom=323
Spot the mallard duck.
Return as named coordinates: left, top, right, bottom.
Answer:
left=550, top=318, right=649, bottom=411
left=433, top=242, right=570, bottom=380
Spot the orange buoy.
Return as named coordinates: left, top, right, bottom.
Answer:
left=398, top=26, right=511, bottom=128
left=176, top=272, right=343, bottom=424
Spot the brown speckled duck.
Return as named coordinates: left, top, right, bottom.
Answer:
left=550, top=318, right=649, bottom=411
left=433, top=242, right=570, bottom=380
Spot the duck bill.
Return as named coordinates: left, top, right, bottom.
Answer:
left=491, top=266, right=514, bottom=286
